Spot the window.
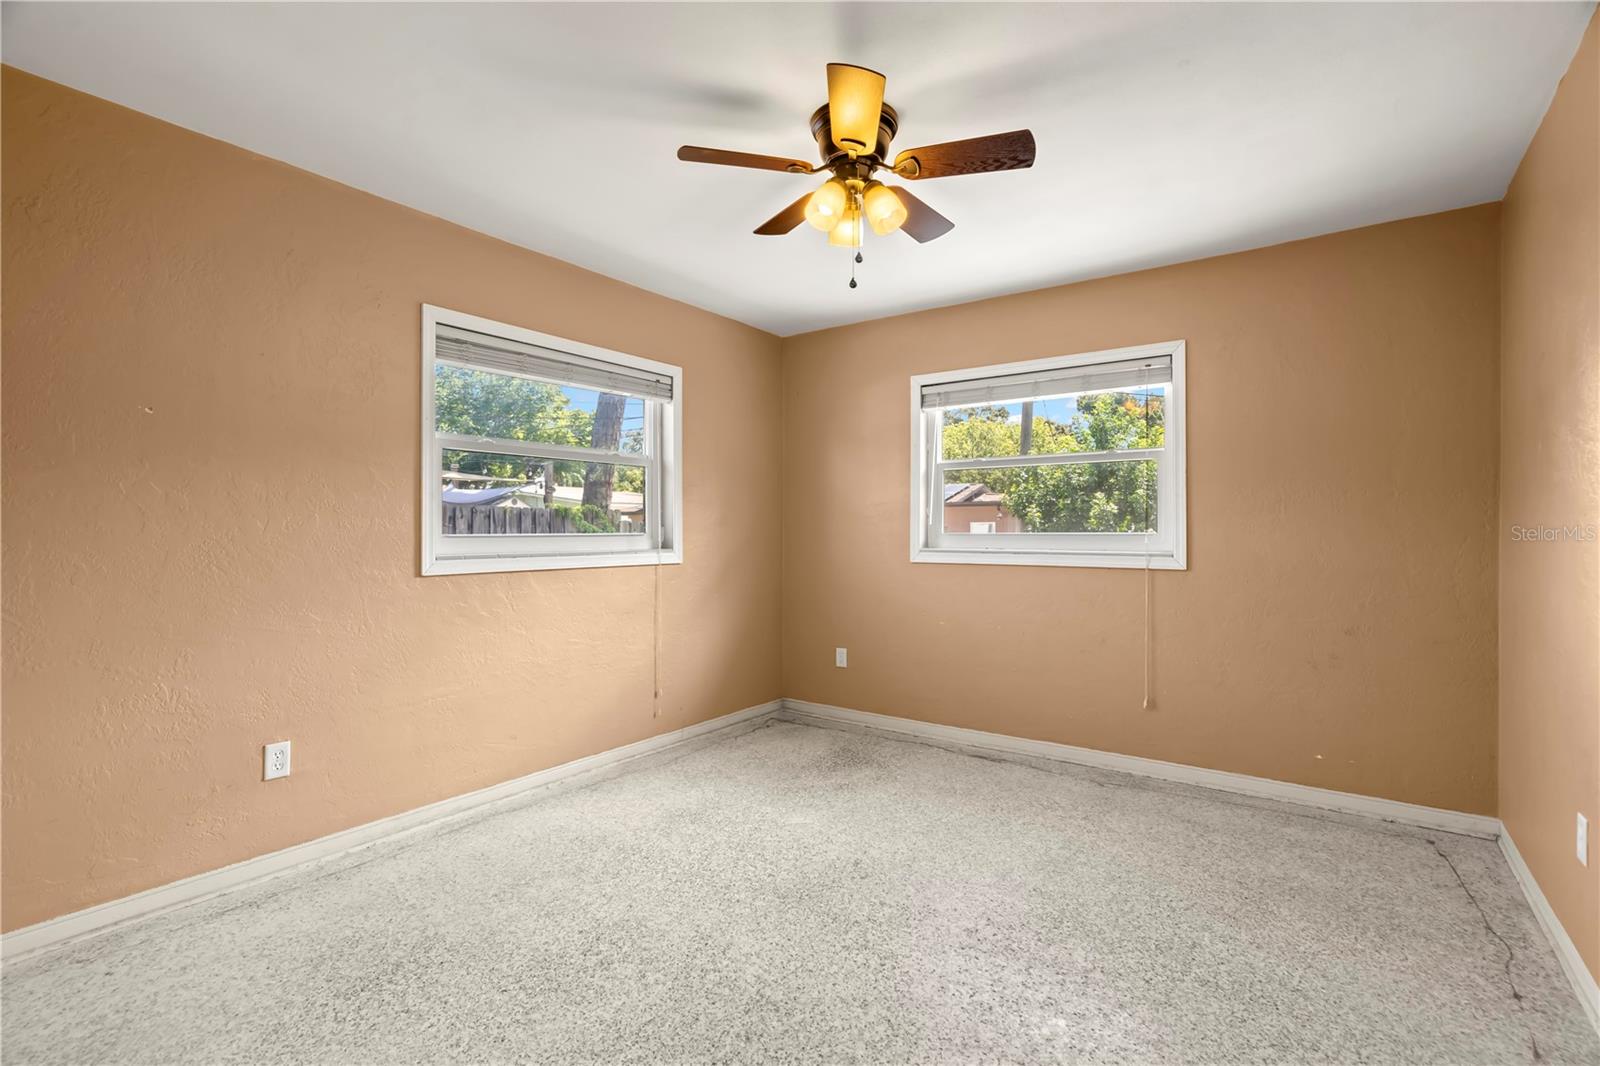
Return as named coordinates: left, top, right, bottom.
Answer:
left=421, top=305, right=682, bottom=575
left=909, top=341, right=1186, bottom=569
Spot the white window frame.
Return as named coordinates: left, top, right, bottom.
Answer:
left=421, top=304, right=683, bottom=576
left=909, top=340, right=1187, bottom=570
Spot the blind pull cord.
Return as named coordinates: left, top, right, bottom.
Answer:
left=1142, top=551, right=1153, bottom=710
left=1142, top=387, right=1154, bottom=711
left=652, top=557, right=663, bottom=719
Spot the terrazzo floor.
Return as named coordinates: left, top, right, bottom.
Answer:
left=3, top=718, right=1596, bottom=1065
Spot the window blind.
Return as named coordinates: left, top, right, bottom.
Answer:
left=920, top=355, right=1171, bottom=409
left=435, top=324, right=673, bottom=401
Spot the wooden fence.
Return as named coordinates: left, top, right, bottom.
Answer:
left=441, top=503, right=637, bottom=535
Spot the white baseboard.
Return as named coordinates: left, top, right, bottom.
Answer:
left=1, top=700, right=781, bottom=963
left=778, top=699, right=1600, bottom=1036
left=778, top=699, right=1502, bottom=839
left=1499, top=828, right=1600, bottom=1034
left=13, top=693, right=1594, bottom=1041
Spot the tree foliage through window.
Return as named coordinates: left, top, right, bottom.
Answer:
left=434, top=365, right=645, bottom=496
left=941, top=389, right=1164, bottom=533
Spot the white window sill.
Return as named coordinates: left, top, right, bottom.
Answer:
left=424, top=549, right=682, bottom=576
left=911, top=548, right=1186, bottom=571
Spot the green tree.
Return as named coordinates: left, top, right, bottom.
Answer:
left=434, top=366, right=643, bottom=502
left=582, top=393, right=627, bottom=512
left=941, top=390, right=1164, bottom=533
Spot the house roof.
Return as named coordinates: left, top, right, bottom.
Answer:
left=442, top=486, right=522, bottom=506
left=943, top=483, right=1004, bottom=506
left=442, top=484, right=644, bottom=512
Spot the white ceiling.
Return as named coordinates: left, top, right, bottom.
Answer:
left=3, top=2, right=1593, bottom=336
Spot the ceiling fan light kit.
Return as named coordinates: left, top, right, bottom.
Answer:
left=862, top=182, right=908, bottom=236
left=677, top=62, right=1035, bottom=289
left=805, top=179, right=848, bottom=231
left=827, top=205, right=864, bottom=248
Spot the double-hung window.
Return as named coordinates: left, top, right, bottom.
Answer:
left=910, top=340, right=1186, bottom=569
left=422, top=305, right=682, bottom=575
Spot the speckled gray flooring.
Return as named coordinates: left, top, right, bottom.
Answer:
left=3, top=719, right=1597, bottom=1065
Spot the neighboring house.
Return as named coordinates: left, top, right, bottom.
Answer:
left=942, top=482, right=1022, bottom=534
left=441, top=481, right=645, bottom=528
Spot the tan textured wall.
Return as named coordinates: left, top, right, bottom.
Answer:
left=6, top=45, right=1588, bottom=959
left=1499, top=12, right=1600, bottom=983
left=0, top=68, right=782, bottom=931
left=782, top=205, right=1502, bottom=816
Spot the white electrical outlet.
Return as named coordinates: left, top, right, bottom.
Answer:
left=835, top=647, right=847, bottom=668
left=1578, top=813, right=1589, bottom=867
left=263, top=740, right=291, bottom=781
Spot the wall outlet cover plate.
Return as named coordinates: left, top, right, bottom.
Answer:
left=264, top=741, right=291, bottom=781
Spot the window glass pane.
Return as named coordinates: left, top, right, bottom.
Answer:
left=942, top=460, right=1157, bottom=534
left=940, top=386, right=1165, bottom=461
left=441, top=449, right=646, bottom=535
left=434, top=364, right=645, bottom=455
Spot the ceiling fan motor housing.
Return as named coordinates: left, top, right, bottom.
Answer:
left=809, top=102, right=900, bottom=169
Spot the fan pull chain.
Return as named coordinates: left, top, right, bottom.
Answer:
left=849, top=188, right=864, bottom=289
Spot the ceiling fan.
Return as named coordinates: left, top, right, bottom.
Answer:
left=677, top=63, right=1035, bottom=285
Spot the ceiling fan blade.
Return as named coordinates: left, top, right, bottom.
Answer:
left=676, top=146, right=815, bottom=174
left=754, top=193, right=812, bottom=235
left=890, top=187, right=955, bottom=243
left=825, top=63, right=886, bottom=155
left=893, top=130, right=1036, bottom=180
